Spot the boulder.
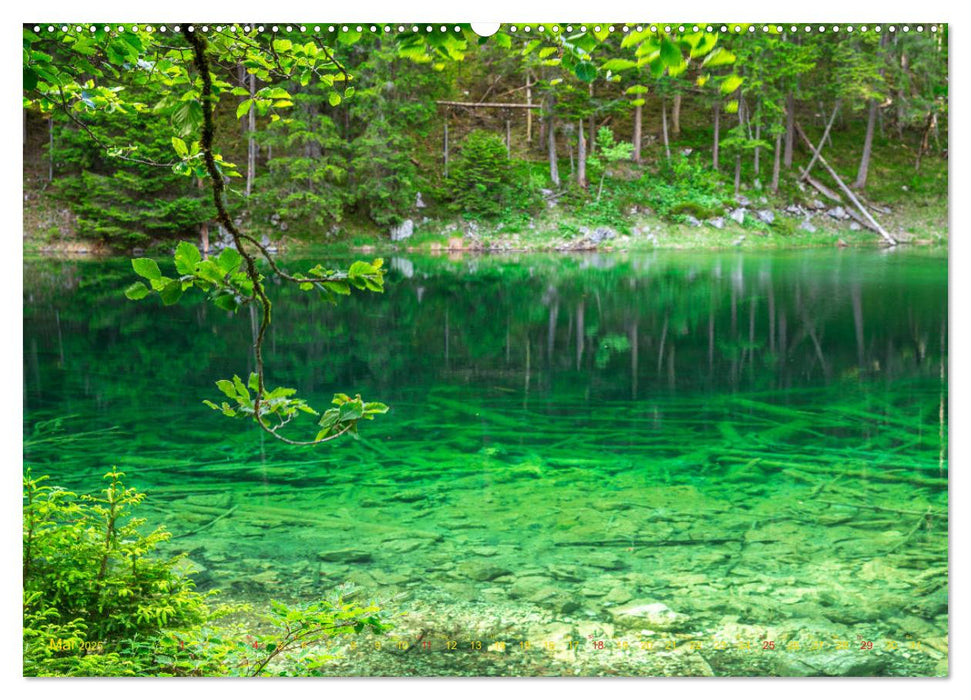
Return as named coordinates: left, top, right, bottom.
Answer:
left=756, top=209, right=776, bottom=224
left=589, top=227, right=617, bottom=244
left=708, top=217, right=725, bottom=229
left=390, top=219, right=414, bottom=241
left=730, top=208, right=747, bottom=225
left=684, top=215, right=702, bottom=227
left=799, top=220, right=818, bottom=233
left=827, top=206, right=849, bottom=220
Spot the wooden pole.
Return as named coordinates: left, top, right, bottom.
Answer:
left=794, top=122, right=897, bottom=246
left=435, top=100, right=541, bottom=109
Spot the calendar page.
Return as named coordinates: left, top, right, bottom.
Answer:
left=21, top=18, right=948, bottom=680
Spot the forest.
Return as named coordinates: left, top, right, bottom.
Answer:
left=23, top=23, right=948, bottom=254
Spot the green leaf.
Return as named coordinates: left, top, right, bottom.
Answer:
left=338, top=400, right=364, bottom=422
left=328, top=92, right=342, bottom=107
left=24, top=67, right=38, bottom=91
left=660, top=36, right=682, bottom=69
left=363, top=402, right=389, bottom=415
left=573, top=61, right=597, bottom=83
left=216, top=380, right=237, bottom=399
left=720, top=74, right=744, bottom=95
left=159, top=280, right=183, bottom=306
left=212, top=294, right=238, bottom=312
left=171, top=137, right=189, bottom=158
left=324, top=280, right=350, bottom=295
left=132, top=258, right=161, bottom=280
left=174, top=241, right=202, bottom=274
left=171, top=100, right=203, bottom=138
left=124, top=281, right=149, bottom=300
left=217, top=247, right=242, bottom=274
left=233, top=375, right=251, bottom=402
left=601, top=58, right=637, bottom=72
left=236, top=99, right=253, bottom=120
left=702, top=47, right=736, bottom=67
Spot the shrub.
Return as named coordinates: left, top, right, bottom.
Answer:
left=23, top=468, right=392, bottom=676
left=447, top=130, right=532, bottom=218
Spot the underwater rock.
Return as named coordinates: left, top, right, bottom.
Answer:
left=603, top=586, right=633, bottom=606
left=185, top=493, right=233, bottom=509
left=318, top=548, right=373, bottom=564
left=388, top=489, right=426, bottom=503
left=458, top=561, right=514, bottom=582
left=509, top=575, right=551, bottom=599
left=609, top=600, right=689, bottom=631
left=775, top=652, right=888, bottom=677
left=585, top=552, right=627, bottom=571
left=384, top=539, right=427, bottom=554
left=370, top=570, right=414, bottom=586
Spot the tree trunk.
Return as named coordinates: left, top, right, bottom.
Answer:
left=587, top=84, right=596, bottom=156
left=854, top=99, right=877, bottom=189
left=771, top=131, right=782, bottom=193
left=577, top=119, right=587, bottom=188
left=506, top=118, right=511, bottom=159
left=783, top=91, right=795, bottom=168
left=855, top=32, right=887, bottom=189
left=198, top=177, right=209, bottom=257
left=713, top=103, right=720, bottom=170
left=526, top=74, right=533, bottom=145
left=546, top=96, right=559, bottom=186
left=633, top=102, right=643, bottom=163
left=48, top=117, right=54, bottom=183
left=661, top=99, right=671, bottom=160
left=896, top=43, right=907, bottom=139
left=672, top=93, right=682, bottom=135
left=734, top=97, right=744, bottom=195
left=246, top=72, right=256, bottom=197
left=754, top=122, right=761, bottom=177
left=795, top=122, right=896, bottom=245
left=443, top=112, right=449, bottom=179
left=802, top=100, right=842, bottom=179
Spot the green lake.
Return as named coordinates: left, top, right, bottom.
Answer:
left=23, top=248, right=948, bottom=676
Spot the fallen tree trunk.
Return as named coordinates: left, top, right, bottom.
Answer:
left=794, top=122, right=897, bottom=246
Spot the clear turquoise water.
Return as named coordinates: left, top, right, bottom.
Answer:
left=23, top=249, right=947, bottom=676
